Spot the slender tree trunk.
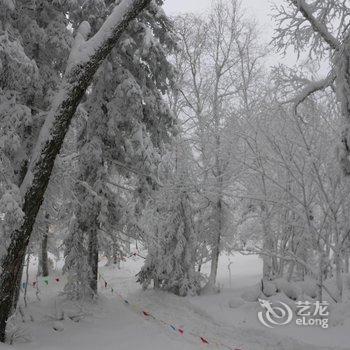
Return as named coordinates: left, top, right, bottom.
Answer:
left=262, top=211, right=274, bottom=280
left=205, top=63, right=224, bottom=291
left=153, top=278, right=160, bottom=289
left=260, top=173, right=275, bottom=281
left=88, top=228, right=99, bottom=296
left=209, top=230, right=221, bottom=286
left=318, top=251, right=324, bottom=302
left=277, top=257, right=285, bottom=278
left=24, top=253, right=31, bottom=307
left=272, top=241, right=279, bottom=276
left=287, top=261, right=295, bottom=282
left=207, top=194, right=223, bottom=289
left=297, top=242, right=308, bottom=281
left=345, top=250, right=349, bottom=273
left=38, top=213, right=50, bottom=277
left=38, top=233, right=49, bottom=277
left=0, top=0, right=151, bottom=341
left=334, top=251, right=343, bottom=302
left=324, top=234, right=331, bottom=279
left=112, top=242, right=120, bottom=265
left=297, top=263, right=306, bottom=281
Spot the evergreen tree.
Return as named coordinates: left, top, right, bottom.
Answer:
left=63, top=0, right=177, bottom=299
left=137, top=142, right=201, bottom=296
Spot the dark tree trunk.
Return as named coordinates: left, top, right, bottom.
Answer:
left=0, top=0, right=151, bottom=341
left=40, top=233, right=49, bottom=277
left=153, top=278, right=160, bottom=289
left=113, top=244, right=118, bottom=265
left=11, top=260, right=25, bottom=314
left=88, top=229, right=99, bottom=295
left=38, top=213, right=50, bottom=277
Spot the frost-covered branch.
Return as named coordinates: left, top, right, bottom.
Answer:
left=286, top=70, right=336, bottom=111
left=290, top=0, right=341, bottom=51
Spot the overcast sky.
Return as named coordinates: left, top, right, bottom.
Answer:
left=163, top=0, right=298, bottom=68
left=163, top=1, right=280, bottom=39
left=164, top=0, right=277, bottom=19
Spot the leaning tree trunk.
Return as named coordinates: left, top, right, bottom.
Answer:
left=11, top=260, right=25, bottom=315
left=0, top=0, right=151, bottom=341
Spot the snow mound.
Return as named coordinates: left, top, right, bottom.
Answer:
left=200, top=282, right=220, bottom=295
left=297, top=278, right=318, bottom=299
left=228, top=296, right=245, bottom=309
left=269, top=292, right=297, bottom=312
left=52, top=321, right=64, bottom=332
left=344, top=274, right=350, bottom=290
left=262, top=280, right=277, bottom=297
left=274, top=278, right=302, bottom=300
left=241, top=283, right=262, bottom=301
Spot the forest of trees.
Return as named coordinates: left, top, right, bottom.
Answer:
left=1, top=0, right=350, bottom=345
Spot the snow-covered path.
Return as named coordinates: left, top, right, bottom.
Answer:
left=12, top=295, right=195, bottom=350
left=5, top=254, right=350, bottom=350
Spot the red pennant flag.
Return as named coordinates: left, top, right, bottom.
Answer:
left=178, top=329, right=184, bottom=335
left=200, top=337, right=209, bottom=344
left=104, top=281, right=107, bottom=288
left=55, top=278, right=60, bottom=282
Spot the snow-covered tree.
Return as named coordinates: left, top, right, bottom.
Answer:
left=62, top=0, right=177, bottom=299
left=234, top=66, right=350, bottom=301
left=0, top=0, right=152, bottom=341
left=272, top=0, right=350, bottom=174
left=62, top=215, right=93, bottom=300
left=173, top=0, right=264, bottom=291
left=137, top=142, right=201, bottom=296
left=0, top=0, right=75, bottom=324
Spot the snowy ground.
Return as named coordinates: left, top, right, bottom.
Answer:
left=3, top=253, right=350, bottom=350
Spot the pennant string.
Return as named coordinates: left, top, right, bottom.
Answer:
left=23, top=255, right=241, bottom=350
left=200, top=336, right=209, bottom=344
